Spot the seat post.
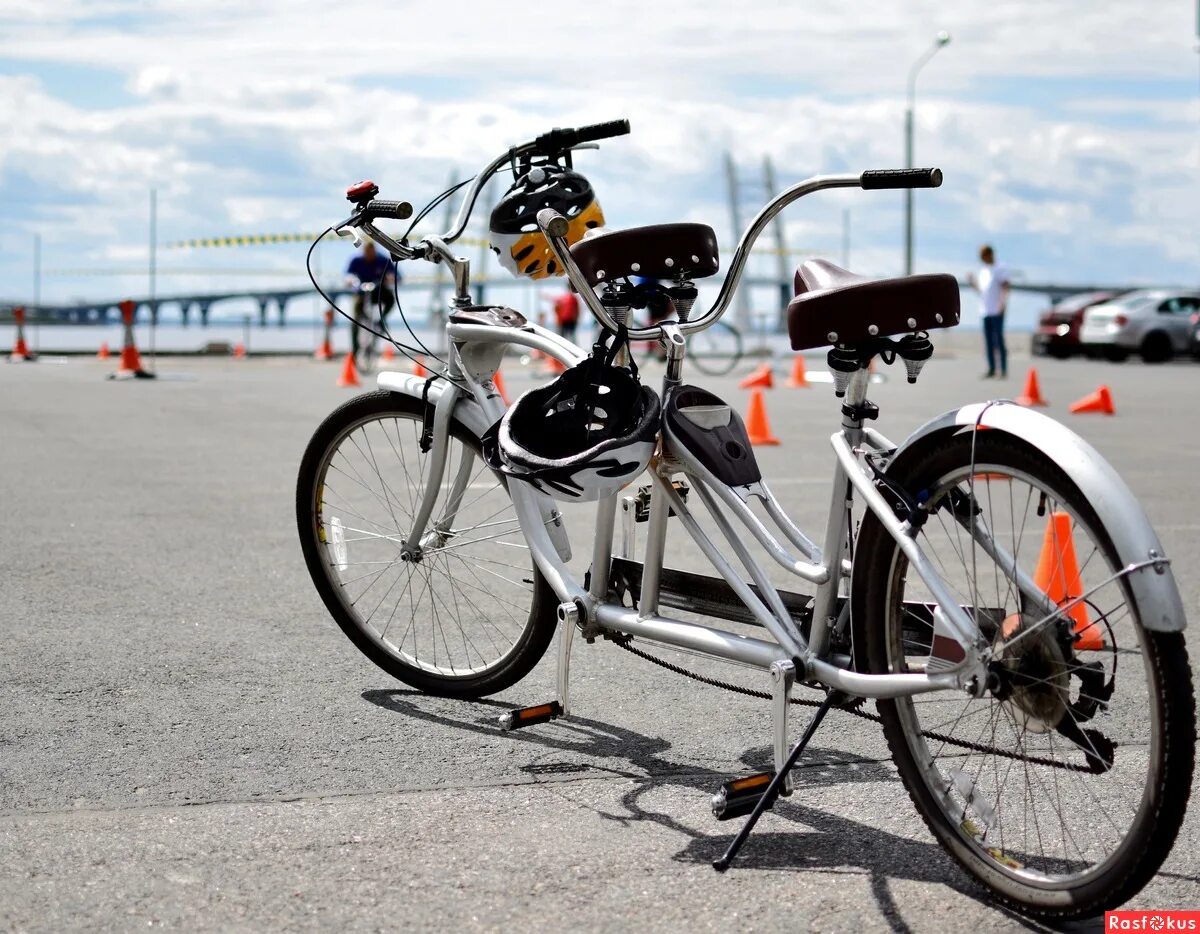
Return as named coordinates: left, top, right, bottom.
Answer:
left=840, top=366, right=873, bottom=435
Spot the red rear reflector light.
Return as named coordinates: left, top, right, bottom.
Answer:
left=1114, top=314, right=1128, bottom=326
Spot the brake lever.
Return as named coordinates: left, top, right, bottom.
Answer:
left=334, top=225, right=363, bottom=248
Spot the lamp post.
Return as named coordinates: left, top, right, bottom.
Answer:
left=904, top=30, right=951, bottom=275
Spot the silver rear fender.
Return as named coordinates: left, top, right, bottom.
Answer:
left=892, top=400, right=1184, bottom=632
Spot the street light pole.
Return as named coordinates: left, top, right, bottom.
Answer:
left=904, top=30, right=951, bottom=275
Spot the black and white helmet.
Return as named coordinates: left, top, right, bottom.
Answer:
left=482, top=357, right=660, bottom=502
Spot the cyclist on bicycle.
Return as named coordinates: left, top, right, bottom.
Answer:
left=345, top=241, right=399, bottom=363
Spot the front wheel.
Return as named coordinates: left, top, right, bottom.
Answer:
left=296, top=390, right=557, bottom=697
left=851, top=431, right=1194, bottom=920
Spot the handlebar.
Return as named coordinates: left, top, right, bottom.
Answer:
left=365, top=200, right=414, bottom=220
left=440, top=118, right=630, bottom=244
left=533, top=119, right=631, bottom=154
left=536, top=208, right=569, bottom=238
left=332, top=124, right=946, bottom=346
left=538, top=166, right=947, bottom=341
left=860, top=168, right=942, bottom=190
left=336, top=119, right=629, bottom=253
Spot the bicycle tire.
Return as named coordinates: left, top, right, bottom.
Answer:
left=296, top=390, right=558, bottom=697
left=851, top=430, right=1194, bottom=919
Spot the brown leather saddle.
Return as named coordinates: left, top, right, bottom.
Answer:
left=787, top=258, right=960, bottom=350
left=569, top=223, right=719, bottom=287
left=567, top=223, right=959, bottom=351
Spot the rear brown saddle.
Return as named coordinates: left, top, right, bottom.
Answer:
left=570, top=223, right=960, bottom=349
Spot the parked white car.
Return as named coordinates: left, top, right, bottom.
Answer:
left=1079, top=290, right=1200, bottom=362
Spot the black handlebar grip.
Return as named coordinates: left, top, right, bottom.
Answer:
left=367, top=200, right=414, bottom=220
left=574, top=119, right=631, bottom=144
left=860, top=168, right=943, bottom=190
left=535, top=119, right=631, bottom=153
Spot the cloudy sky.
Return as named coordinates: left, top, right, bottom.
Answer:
left=1, top=0, right=1197, bottom=321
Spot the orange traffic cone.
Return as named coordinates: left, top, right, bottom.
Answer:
left=413, top=355, right=428, bottom=378
left=546, top=356, right=567, bottom=375
left=786, top=356, right=810, bottom=388
left=96, top=341, right=111, bottom=361
left=1015, top=368, right=1048, bottom=407
left=108, top=299, right=153, bottom=379
left=8, top=306, right=34, bottom=362
left=1069, top=385, right=1114, bottom=415
left=739, top=362, right=774, bottom=389
left=493, top=369, right=511, bottom=406
left=1032, top=511, right=1102, bottom=649
left=314, top=309, right=335, bottom=360
left=744, top=388, right=780, bottom=445
left=232, top=342, right=247, bottom=359
left=380, top=344, right=396, bottom=363
left=337, top=352, right=361, bottom=388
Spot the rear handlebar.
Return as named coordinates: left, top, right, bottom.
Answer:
left=860, top=168, right=942, bottom=190
left=538, top=166, right=946, bottom=341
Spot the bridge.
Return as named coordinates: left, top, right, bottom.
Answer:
left=3, top=278, right=1183, bottom=329
left=0, top=280, right=511, bottom=327
left=0, top=274, right=791, bottom=327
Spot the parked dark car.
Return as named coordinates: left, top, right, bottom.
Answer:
left=1190, top=311, right=1200, bottom=360
left=1031, top=291, right=1123, bottom=358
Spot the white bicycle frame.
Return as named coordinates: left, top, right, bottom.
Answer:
left=350, top=157, right=1182, bottom=774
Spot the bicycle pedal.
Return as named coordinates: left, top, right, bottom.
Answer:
left=498, top=701, right=563, bottom=731
left=711, top=772, right=774, bottom=820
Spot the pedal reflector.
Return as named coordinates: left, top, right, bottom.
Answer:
left=498, top=701, right=563, bottom=731
left=711, top=771, right=774, bottom=820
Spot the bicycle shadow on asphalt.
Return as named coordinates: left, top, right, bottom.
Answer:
left=360, top=688, right=1078, bottom=932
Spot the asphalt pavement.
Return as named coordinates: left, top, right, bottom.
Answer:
left=2, top=342, right=1199, bottom=932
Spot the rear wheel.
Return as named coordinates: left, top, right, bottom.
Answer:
left=296, top=390, right=557, bottom=697
left=852, top=431, right=1194, bottom=919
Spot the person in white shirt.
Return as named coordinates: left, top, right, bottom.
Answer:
left=971, top=244, right=1010, bottom=378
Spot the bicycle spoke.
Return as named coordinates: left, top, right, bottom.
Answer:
left=311, top=408, right=542, bottom=680
left=888, top=458, right=1158, bottom=889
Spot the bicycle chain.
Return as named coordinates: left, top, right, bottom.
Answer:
left=613, top=637, right=1103, bottom=774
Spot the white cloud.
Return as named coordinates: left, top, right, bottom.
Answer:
left=0, top=0, right=1196, bottom=307
left=130, top=65, right=181, bottom=99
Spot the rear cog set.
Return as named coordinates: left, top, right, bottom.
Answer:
left=990, top=609, right=1117, bottom=772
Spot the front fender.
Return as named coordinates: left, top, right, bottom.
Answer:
left=377, top=371, right=493, bottom=437
left=892, top=400, right=1185, bottom=632
left=375, top=371, right=573, bottom=564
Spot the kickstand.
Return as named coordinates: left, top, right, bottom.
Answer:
left=712, top=693, right=836, bottom=872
